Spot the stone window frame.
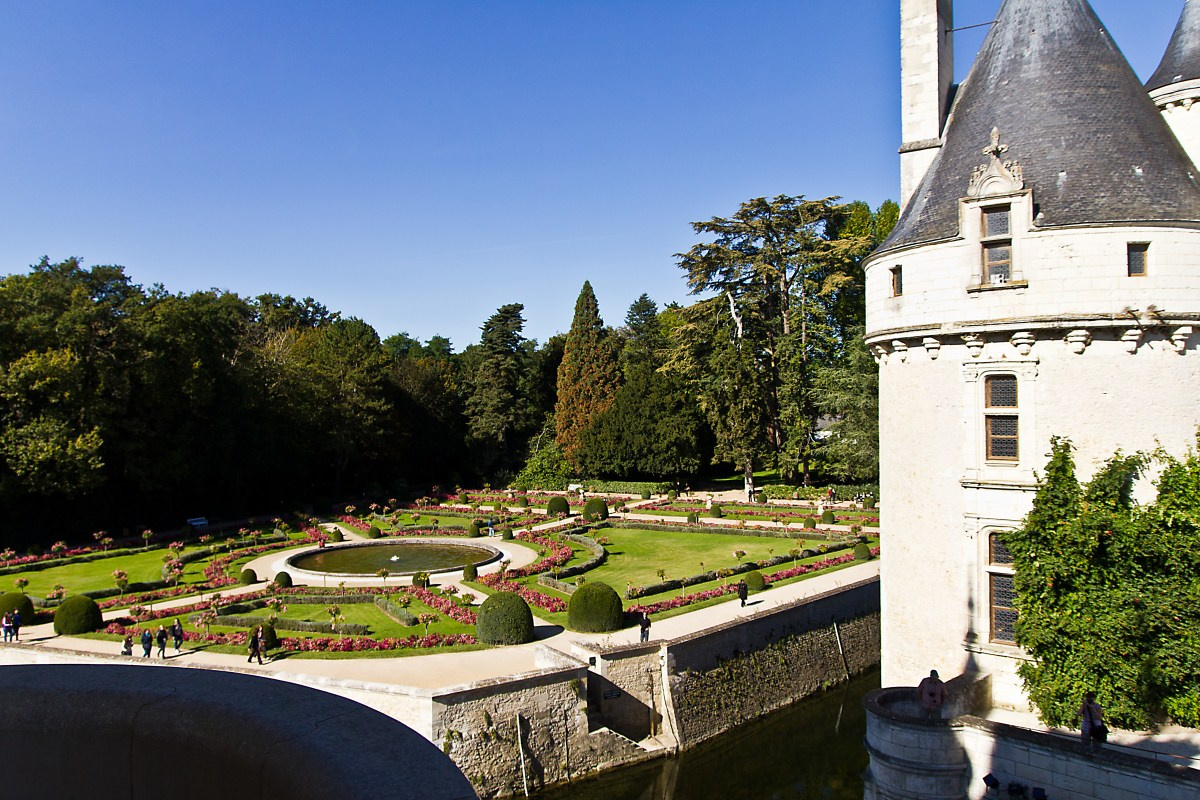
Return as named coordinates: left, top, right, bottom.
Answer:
left=1127, top=242, right=1149, bottom=277
left=987, top=530, right=1017, bottom=645
left=890, top=265, right=904, bottom=297
left=980, top=204, right=1013, bottom=285
left=962, top=358, right=1038, bottom=480
left=984, top=374, right=1019, bottom=462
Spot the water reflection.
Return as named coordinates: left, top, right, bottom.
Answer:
left=532, top=668, right=880, bottom=800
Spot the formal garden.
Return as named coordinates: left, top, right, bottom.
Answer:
left=0, top=489, right=879, bottom=660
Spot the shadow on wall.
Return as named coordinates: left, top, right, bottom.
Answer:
left=0, top=663, right=478, bottom=800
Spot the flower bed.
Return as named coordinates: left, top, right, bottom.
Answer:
left=477, top=575, right=568, bottom=612
left=634, top=500, right=878, bottom=525
left=102, top=622, right=475, bottom=652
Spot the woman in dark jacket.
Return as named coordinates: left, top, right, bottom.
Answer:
left=140, top=628, right=153, bottom=657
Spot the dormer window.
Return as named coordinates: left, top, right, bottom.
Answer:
left=981, top=205, right=1012, bottom=285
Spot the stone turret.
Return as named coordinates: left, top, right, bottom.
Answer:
left=1148, top=0, right=1200, bottom=166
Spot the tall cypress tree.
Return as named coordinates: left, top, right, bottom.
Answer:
left=554, top=282, right=619, bottom=470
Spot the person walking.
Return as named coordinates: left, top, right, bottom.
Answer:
left=140, top=628, right=153, bottom=657
left=11, top=608, right=21, bottom=641
left=155, top=624, right=168, bottom=658
left=917, top=669, right=946, bottom=721
left=171, top=618, right=184, bottom=653
left=247, top=626, right=264, bottom=665
left=1, top=612, right=10, bottom=642
left=737, top=580, right=749, bottom=607
left=639, top=612, right=651, bottom=643
left=1079, top=691, right=1107, bottom=750
left=121, top=633, right=133, bottom=656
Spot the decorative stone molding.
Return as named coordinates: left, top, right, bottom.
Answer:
left=1065, top=329, right=1091, bottom=354
left=962, top=333, right=985, bottom=359
left=1121, top=328, right=1143, bottom=354
left=1172, top=326, right=1193, bottom=354
left=871, top=343, right=891, bottom=365
left=923, top=337, right=942, bottom=360
left=890, top=340, right=909, bottom=362
left=1008, top=331, right=1035, bottom=356
left=967, top=128, right=1024, bottom=197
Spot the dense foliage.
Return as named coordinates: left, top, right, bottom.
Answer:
left=582, top=498, right=609, bottom=521
left=0, top=592, right=34, bottom=621
left=567, top=581, right=624, bottom=633
left=475, top=591, right=534, bottom=645
left=1007, top=436, right=1200, bottom=729
left=555, top=282, right=620, bottom=470
left=53, top=594, right=103, bottom=634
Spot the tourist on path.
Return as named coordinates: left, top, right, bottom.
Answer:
left=247, top=626, right=264, bottom=665
left=140, top=628, right=153, bottom=657
left=639, top=612, right=651, bottom=643
left=737, top=580, right=749, bottom=607
left=1079, top=692, right=1107, bottom=750
left=155, top=624, right=168, bottom=658
left=11, top=608, right=20, bottom=640
left=1, top=612, right=10, bottom=642
left=171, top=618, right=184, bottom=653
left=917, top=670, right=945, bottom=720
left=121, top=634, right=133, bottom=656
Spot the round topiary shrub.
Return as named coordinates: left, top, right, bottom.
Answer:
left=239, top=568, right=258, bottom=585
left=546, top=496, right=570, bottom=516
left=754, top=491, right=766, bottom=504
left=53, top=595, right=103, bottom=635
left=462, top=562, right=478, bottom=581
left=0, top=592, right=35, bottom=623
left=412, top=571, right=431, bottom=588
left=517, top=496, right=530, bottom=508
left=261, top=623, right=280, bottom=651
left=274, top=571, right=293, bottom=588
left=567, top=582, right=624, bottom=633
left=582, top=497, right=609, bottom=522
left=367, top=526, right=381, bottom=539
left=820, top=508, right=835, bottom=525
left=494, top=502, right=505, bottom=513
left=686, top=512, right=700, bottom=524
left=640, top=489, right=652, bottom=500
left=854, top=542, right=874, bottom=561
left=328, top=528, right=345, bottom=543
left=466, top=521, right=482, bottom=538
left=803, top=516, right=817, bottom=529
left=744, top=570, right=765, bottom=591
left=667, top=489, right=677, bottom=501
left=458, top=492, right=469, bottom=504
left=475, top=591, right=534, bottom=645
left=865, top=498, right=876, bottom=510
left=501, top=529, right=514, bottom=540
left=709, top=503, right=723, bottom=518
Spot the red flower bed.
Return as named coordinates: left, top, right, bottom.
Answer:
left=477, top=575, right=567, bottom=612
left=103, top=622, right=475, bottom=652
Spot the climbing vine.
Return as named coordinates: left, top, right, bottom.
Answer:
left=1006, top=435, right=1200, bottom=730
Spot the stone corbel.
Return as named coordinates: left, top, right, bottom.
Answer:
left=1172, top=326, right=1193, bottom=354
left=890, top=340, right=909, bottom=363
left=1065, top=329, right=1091, bottom=355
left=922, top=337, right=942, bottom=360
left=871, top=343, right=890, bottom=365
left=1009, top=331, right=1035, bottom=356
left=1121, top=328, right=1143, bottom=354
left=962, top=333, right=985, bottom=359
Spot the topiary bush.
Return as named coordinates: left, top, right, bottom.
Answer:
left=546, top=496, right=570, bottom=516
left=820, top=508, right=835, bottom=525
left=708, top=503, right=723, bottom=518
left=567, top=582, right=624, bottom=633
left=582, top=497, right=609, bottom=522
left=366, top=526, right=381, bottom=539
left=328, top=528, right=345, bottom=542
left=854, top=542, right=873, bottom=561
left=501, top=529, right=514, bottom=540
left=754, top=491, right=766, bottom=504
left=803, top=516, right=817, bottom=529
left=274, top=571, right=293, bottom=588
left=462, top=562, right=478, bottom=581
left=640, top=489, right=652, bottom=500
left=261, top=623, right=280, bottom=651
left=239, top=568, right=258, bottom=585
left=466, top=521, right=482, bottom=538
left=0, top=592, right=34, bottom=622
left=686, top=512, right=700, bottom=524
left=494, top=502, right=505, bottom=513
left=412, top=571, right=431, bottom=588
left=667, top=489, right=677, bottom=501
left=744, top=570, right=765, bottom=591
left=475, top=591, right=534, bottom=645
left=517, top=496, right=529, bottom=508
left=53, top=595, right=103, bottom=635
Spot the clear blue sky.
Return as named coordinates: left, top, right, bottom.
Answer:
left=0, top=0, right=1184, bottom=349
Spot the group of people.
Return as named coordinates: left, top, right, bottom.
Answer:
left=122, top=618, right=184, bottom=658
left=1, top=609, right=22, bottom=641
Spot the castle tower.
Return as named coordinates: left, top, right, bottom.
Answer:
left=867, top=0, right=1200, bottom=704
left=899, top=0, right=954, bottom=208
left=1148, top=0, right=1200, bottom=166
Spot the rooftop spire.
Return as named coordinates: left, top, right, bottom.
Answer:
left=1147, top=1, right=1200, bottom=92
left=879, top=0, right=1200, bottom=255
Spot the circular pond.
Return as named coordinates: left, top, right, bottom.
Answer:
left=287, top=540, right=499, bottom=576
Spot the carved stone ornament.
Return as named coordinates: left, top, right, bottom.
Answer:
left=891, top=340, right=909, bottom=362
left=962, top=333, right=985, bottom=358
left=1121, top=328, right=1143, bottom=354
left=1009, top=331, right=1035, bottom=356
left=1065, top=329, right=1091, bottom=355
left=1172, top=325, right=1193, bottom=354
left=967, top=127, right=1025, bottom=198
left=871, top=344, right=890, bottom=365
left=923, top=337, right=942, bottom=360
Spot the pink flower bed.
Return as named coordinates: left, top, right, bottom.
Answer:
left=103, top=623, right=475, bottom=652
left=408, top=586, right=477, bottom=624
left=478, top=575, right=567, bottom=612
left=499, top=532, right=573, bottom=579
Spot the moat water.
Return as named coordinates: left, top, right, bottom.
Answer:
left=531, top=668, right=880, bottom=800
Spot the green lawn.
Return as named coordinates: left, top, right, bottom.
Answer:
left=3, top=545, right=212, bottom=597
left=238, top=597, right=473, bottom=638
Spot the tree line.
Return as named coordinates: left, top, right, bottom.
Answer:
left=0, top=194, right=895, bottom=544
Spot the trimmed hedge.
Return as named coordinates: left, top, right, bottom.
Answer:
left=567, top=582, right=624, bottom=633
left=476, top=592, right=534, bottom=645
left=744, top=570, right=765, bottom=591
left=239, top=568, right=258, bottom=585
left=374, top=595, right=418, bottom=626
left=708, top=503, right=723, bottom=518
left=274, top=571, right=293, bottom=588
left=327, top=528, right=345, bottom=543
left=854, top=542, right=874, bottom=561
left=0, top=592, right=34, bottom=622
left=462, top=562, right=478, bottom=581
left=582, top=498, right=609, bottom=522
left=545, top=496, right=570, bottom=516
left=820, top=508, right=835, bottom=525
left=54, top=595, right=103, bottom=635
left=366, top=526, right=382, bottom=539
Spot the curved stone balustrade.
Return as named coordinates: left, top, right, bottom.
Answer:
left=862, top=686, right=969, bottom=800
left=0, top=663, right=478, bottom=800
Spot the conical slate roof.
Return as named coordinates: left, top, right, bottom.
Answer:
left=1147, top=0, right=1200, bottom=91
left=879, top=0, right=1200, bottom=256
